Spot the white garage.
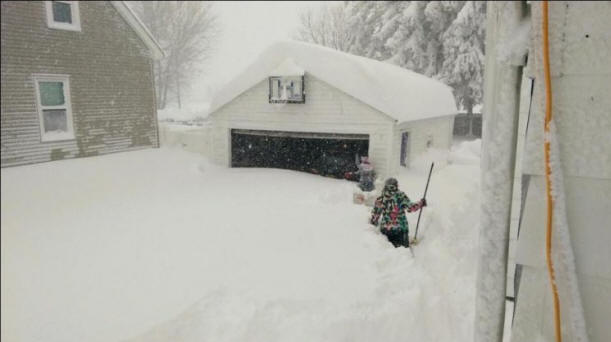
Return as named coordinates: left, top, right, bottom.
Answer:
left=206, top=40, right=457, bottom=178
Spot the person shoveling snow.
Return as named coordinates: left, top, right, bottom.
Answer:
left=344, top=156, right=376, bottom=192
left=356, top=156, right=375, bottom=192
left=369, top=178, right=426, bottom=248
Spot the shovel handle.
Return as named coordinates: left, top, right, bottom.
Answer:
left=413, top=162, right=434, bottom=240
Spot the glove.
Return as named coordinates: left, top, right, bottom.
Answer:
left=421, top=198, right=427, bottom=207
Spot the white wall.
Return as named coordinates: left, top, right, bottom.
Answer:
left=389, top=115, right=455, bottom=174
left=208, top=74, right=397, bottom=177
left=510, top=2, right=611, bottom=342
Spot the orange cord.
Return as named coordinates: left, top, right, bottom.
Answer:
left=542, top=1, right=562, bottom=341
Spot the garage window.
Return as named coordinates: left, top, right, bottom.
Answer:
left=269, top=76, right=305, bottom=103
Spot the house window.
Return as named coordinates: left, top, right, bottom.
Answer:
left=33, top=75, right=75, bottom=142
left=269, top=76, right=305, bottom=103
left=45, top=1, right=81, bottom=31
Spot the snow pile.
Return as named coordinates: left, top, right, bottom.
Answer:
left=406, top=139, right=481, bottom=176
left=157, top=102, right=211, bottom=122
left=270, top=57, right=305, bottom=76
left=208, top=40, right=457, bottom=122
left=449, top=139, right=482, bottom=165
left=1, top=140, right=480, bottom=342
left=159, top=122, right=209, bottom=133
left=498, top=20, right=531, bottom=65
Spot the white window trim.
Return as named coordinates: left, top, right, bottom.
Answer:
left=44, top=1, right=81, bottom=32
left=33, top=74, right=76, bottom=142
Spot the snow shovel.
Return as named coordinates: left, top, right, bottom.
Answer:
left=411, top=162, right=434, bottom=246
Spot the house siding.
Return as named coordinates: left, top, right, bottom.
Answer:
left=390, top=115, right=455, bottom=173
left=1, top=1, right=159, bottom=167
left=209, top=74, right=396, bottom=177
left=508, top=2, right=611, bottom=341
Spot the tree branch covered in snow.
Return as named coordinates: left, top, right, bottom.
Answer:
left=294, top=3, right=353, bottom=52
left=132, top=1, right=219, bottom=109
left=295, top=1, right=486, bottom=115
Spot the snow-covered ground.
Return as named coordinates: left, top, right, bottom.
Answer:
left=1, top=140, right=480, bottom=342
left=157, top=102, right=210, bottom=123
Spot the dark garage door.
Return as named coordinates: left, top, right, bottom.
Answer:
left=231, top=129, right=369, bottom=178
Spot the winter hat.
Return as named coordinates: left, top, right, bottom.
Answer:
left=385, top=178, right=398, bottom=188
left=382, top=178, right=399, bottom=195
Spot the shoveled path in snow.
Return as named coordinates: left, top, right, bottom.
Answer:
left=1, top=141, right=480, bottom=342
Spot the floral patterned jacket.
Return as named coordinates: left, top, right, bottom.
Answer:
left=369, top=186, right=425, bottom=232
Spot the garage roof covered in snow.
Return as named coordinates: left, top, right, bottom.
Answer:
left=209, top=41, right=457, bottom=123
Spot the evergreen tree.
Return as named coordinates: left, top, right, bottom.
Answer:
left=370, top=1, right=405, bottom=61
left=345, top=1, right=382, bottom=58
left=385, top=1, right=428, bottom=74
left=423, top=1, right=466, bottom=76
left=439, top=1, right=486, bottom=116
left=295, top=1, right=486, bottom=114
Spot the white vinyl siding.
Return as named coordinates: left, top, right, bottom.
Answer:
left=33, top=74, right=76, bottom=142
left=45, top=1, right=81, bottom=32
left=390, top=116, right=454, bottom=174
left=209, top=74, right=456, bottom=178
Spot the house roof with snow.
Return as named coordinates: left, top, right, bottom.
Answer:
left=209, top=40, right=457, bottom=123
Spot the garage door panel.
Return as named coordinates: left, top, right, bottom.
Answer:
left=232, top=129, right=369, bottom=140
left=231, top=129, right=369, bottom=179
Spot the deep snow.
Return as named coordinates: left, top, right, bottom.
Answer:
left=1, top=140, right=480, bottom=342
left=157, top=102, right=211, bottom=122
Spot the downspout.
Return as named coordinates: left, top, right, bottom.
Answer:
left=474, top=2, right=525, bottom=341
left=150, top=58, right=161, bottom=148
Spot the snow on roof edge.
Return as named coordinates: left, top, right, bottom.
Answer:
left=209, top=40, right=457, bottom=122
left=111, top=1, right=165, bottom=60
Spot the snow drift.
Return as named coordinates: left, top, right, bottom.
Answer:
left=1, top=140, right=480, bottom=342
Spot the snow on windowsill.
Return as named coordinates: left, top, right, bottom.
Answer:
left=41, top=131, right=75, bottom=142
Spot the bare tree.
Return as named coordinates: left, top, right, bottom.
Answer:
left=295, top=3, right=352, bottom=52
left=132, top=1, right=218, bottom=109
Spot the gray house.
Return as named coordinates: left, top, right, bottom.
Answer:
left=1, top=1, right=163, bottom=167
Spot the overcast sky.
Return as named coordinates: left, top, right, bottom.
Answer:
left=187, top=1, right=324, bottom=103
